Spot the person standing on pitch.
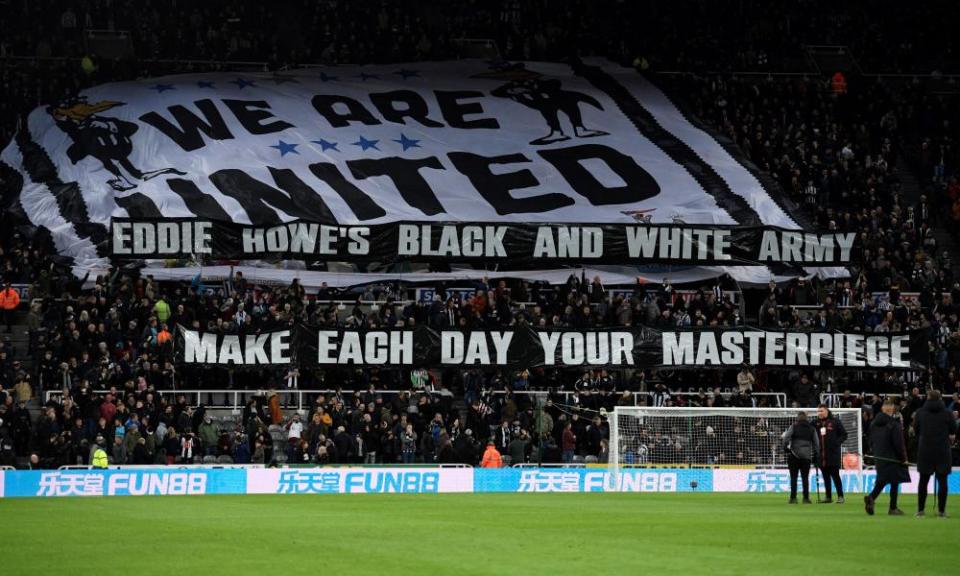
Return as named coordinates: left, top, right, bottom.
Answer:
left=865, top=398, right=910, bottom=516
left=913, top=390, right=958, bottom=518
left=781, top=412, right=819, bottom=504
left=816, top=404, right=848, bottom=503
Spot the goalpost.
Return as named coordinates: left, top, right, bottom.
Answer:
left=608, top=407, right=863, bottom=492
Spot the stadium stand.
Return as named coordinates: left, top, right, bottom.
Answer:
left=0, top=0, right=958, bottom=472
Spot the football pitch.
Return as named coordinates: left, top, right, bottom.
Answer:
left=0, top=493, right=952, bottom=575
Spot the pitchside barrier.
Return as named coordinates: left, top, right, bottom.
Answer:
left=1, top=466, right=957, bottom=498
left=819, top=392, right=926, bottom=407
left=43, top=389, right=789, bottom=411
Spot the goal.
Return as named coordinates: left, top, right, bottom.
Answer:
left=607, top=407, right=863, bottom=490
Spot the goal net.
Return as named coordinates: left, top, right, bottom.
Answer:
left=608, top=407, right=863, bottom=491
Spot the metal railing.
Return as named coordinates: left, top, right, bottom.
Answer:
left=663, top=391, right=787, bottom=407
left=655, top=68, right=960, bottom=80
left=512, top=463, right=598, bottom=468
left=819, top=392, right=926, bottom=407
left=44, top=388, right=601, bottom=412
left=56, top=462, right=472, bottom=470
left=44, top=388, right=786, bottom=410
left=772, top=292, right=921, bottom=311
left=57, top=463, right=251, bottom=470
left=22, top=287, right=738, bottom=317
left=4, top=54, right=958, bottom=79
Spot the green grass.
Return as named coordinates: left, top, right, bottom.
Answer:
left=0, top=493, right=953, bottom=575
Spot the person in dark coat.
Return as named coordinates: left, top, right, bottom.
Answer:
left=865, top=398, right=910, bottom=516
left=816, top=404, right=849, bottom=503
left=132, top=437, right=152, bottom=465
left=913, top=390, right=958, bottom=517
left=333, top=426, right=355, bottom=464
left=454, top=429, right=479, bottom=465
left=781, top=412, right=820, bottom=504
left=436, top=434, right=458, bottom=464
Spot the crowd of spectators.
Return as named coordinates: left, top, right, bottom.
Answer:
left=2, top=1, right=958, bottom=72
left=0, top=261, right=957, bottom=468
left=668, top=74, right=952, bottom=294
left=912, top=77, right=960, bottom=303
left=6, top=366, right=957, bottom=469
left=2, top=0, right=960, bottom=144
left=661, top=71, right=960, bottom=398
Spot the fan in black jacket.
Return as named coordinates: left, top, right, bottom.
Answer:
left=865, top=398, right=910, bottom=516
left=781, top=412, right=820, bottom=504
left=913, top=390, right=958, bottom=517
left=816, top=405, right=849, bottom=503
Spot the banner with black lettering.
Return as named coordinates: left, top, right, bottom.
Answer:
left=175, top=325, right=927, bottom=371
left=112, top=219, right=857, bottom=266
left=2, top=58, right=832, bottom=275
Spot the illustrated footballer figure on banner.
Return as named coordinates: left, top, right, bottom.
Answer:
left=485, top=65, right=609, bottom=145
left=48, top=97, right=184, bottom=191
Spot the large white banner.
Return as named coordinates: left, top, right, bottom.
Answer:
left=0, top=59, right=825, bottom=277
